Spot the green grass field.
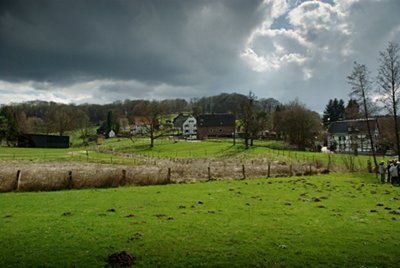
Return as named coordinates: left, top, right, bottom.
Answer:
left=99, top=137, right=380, bottom=171
left=1, top=173, right=399, bottom=267
left=0, top=146, right=142, bottom=165
left=0, top=137, right=386, bottom=172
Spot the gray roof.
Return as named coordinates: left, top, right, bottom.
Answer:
left=328, top=119, right=377, bottom=134
left=197, top=114, right=235, bottom=127
left=173, top=113, right=189, bottom=128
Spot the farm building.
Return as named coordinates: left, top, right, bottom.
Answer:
left=327, top=118, right=379, bottom=154
left=130, top=116, right=159, bottom=134
left=197, top=114, right=235, bottom=139
left=182, top=115, right=197, bottom=138
left=18, top=134, right=70, bottom=148
left=173, top=113, right=189, bottom=132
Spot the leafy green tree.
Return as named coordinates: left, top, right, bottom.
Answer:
left=0, top=106, right=20, bottom=146
left=322, top=98, right=345, bottom=127
left=344, top=99, right=361, bottom=119
left=106, top=110, right=120, bottom=134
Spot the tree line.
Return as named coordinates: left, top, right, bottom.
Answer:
left=0, top=92, right=324, bottom=150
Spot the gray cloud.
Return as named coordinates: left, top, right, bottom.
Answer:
left=0, top=0, right=399, bottom=112
left=0, top=0, right=264, bottom=84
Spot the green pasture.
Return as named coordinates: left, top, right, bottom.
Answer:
left=0, top=147, right=141, bottom=165
left=100, top=137, right=301, bottom=158
left=99, top=137, right=379, bottom=170
left=0, top=137, right=389, bottom=171
left=1, top=173, right=399, bottom=267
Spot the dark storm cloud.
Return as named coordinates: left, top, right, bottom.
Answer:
left=0, top=0, right=265, bottom=85
left=1, top=0, right=400, bottom=112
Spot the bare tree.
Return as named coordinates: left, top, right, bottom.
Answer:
left=239, top=92, right=257, bottom=149
left=46, top=105, right=75, bottom=136
left=134, top=100, right=168, bottom=148
left=377, top=42, right=400, bottom=158
left=239, top=92, right=267, bottom=149
left=347, top=61, right=377, bottom=167
left=273, top=100, right=321, bottom=150
left=75, top=109, right=92, bottom=146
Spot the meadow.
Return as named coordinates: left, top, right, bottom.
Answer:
left=0, top=137, right=378, bottom=170
left=99, top=138, right=373, bottom=169
left=1, top=138, right=397, bottom=267
left=1, top=173, right=399, bottom=267
left=0, top=138, right=379, bottom=193
left=0, top=146, right=141, bottom=165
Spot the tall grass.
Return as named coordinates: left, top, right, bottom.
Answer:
left=0, top=161, right=171, bottom=192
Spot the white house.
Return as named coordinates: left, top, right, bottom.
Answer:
left=108, top=130, right=116, bottom=138
left=182, top=115, right=197, bottom=138
left=327, top=118, right=379, bottom=153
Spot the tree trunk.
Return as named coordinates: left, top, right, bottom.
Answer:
left=362, top=96, right=377, bottom=168
left=150, top=125, right=154, bottom=148
left=392, top=82, right=400, bottom=160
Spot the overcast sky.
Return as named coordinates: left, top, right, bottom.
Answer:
left=0, top=0, right=399, bottom=112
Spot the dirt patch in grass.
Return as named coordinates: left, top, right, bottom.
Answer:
left=107, top=251, right=135, bottom=267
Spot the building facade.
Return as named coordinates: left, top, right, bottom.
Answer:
left=182, top=115, right=197, bottom=138
left=197, top=114, right=235, bottom=140
left=18, top=134, right=70, bottom=148
left=327, top=119, right=379, bottom=154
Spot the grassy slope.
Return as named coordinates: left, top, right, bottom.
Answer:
left=1, top=173, right=399, bottom=267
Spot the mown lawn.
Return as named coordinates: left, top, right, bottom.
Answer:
left=1, top=173, right=399, bottom=267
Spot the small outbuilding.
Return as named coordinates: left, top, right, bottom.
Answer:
left=18, top=134, right=70, bottom=148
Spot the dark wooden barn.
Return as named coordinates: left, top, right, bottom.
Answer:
left=197, top=114, right=235, bottom=139
left=18, top=134, right=70, bottom=148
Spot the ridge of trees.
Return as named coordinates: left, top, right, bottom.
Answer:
left=0, top=93, right=323, bottom=150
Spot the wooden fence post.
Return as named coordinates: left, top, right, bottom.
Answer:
left=208, top=166, right=211, bottom=180
left=16, top=170, right=21, bottom=191
left=290, top=164, right=293, bottom=176
left=121, top=169, right=126, bottom=186
left=167, top=168, right=171, bottom=183
left=267, top=163, right=270, bottom=178
left=67, top=171, right=73, bottom=189
left=242, top=164, right=246, bottom=180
